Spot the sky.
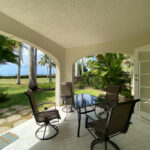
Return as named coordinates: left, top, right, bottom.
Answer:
left=0, top=45, right=56, bottom=76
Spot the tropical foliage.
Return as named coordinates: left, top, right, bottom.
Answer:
left=0, top=35, right=18, bottom=64
left=79, top=53, right=131, bottom=92
left=38, top=54, right=55, bottom=83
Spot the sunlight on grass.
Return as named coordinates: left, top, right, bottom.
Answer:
left=74, top=88, right=105, bottom=97
left=0, top=78, right=55, bottom=109
left=0, top=78, right=104, bottom=109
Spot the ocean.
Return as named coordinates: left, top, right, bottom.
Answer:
left=0, top=64, right=56, bottom=76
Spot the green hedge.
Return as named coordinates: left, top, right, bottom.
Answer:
left=0, top=75, right=56, bottom=79
left=38, top=82, right=55, bottom=91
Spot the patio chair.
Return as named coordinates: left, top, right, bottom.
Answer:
left=96, top=85, right=120, bottom=119
left=61, top=82, right=74, bottom=118
left=86, top=99, right=140, bottom=150
left=24, top=89, right=61, bottom=140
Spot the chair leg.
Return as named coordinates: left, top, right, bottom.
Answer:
left=108, top=139, right=120, bottom=150
left=105, top=140, right=107, bottom=150
left=35, top=123, right=59, bottom=140
left=43, top=124, right=47, bottom=139
left=91, top=139, right=100, bottom=150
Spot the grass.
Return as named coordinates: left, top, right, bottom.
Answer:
left=0, top=78, right=55, bottom=109
left=0, top=78, right=103, bottom=109
left=74, top=88, right=104, bottom=97
left=0, top=78, right=52, bottom=85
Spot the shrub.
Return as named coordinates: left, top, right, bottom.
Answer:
left=39, top=82, right=55, bottom=91
left=0, top=92, right=9, bottom=103
left=76, top=82, right=85, bottom=89
left=121, top=89, right=133, bottom=99
left=77, top=53, right=132, bottom=91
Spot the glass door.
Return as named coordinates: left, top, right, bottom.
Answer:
left=138, top=52, right=150, bottom=115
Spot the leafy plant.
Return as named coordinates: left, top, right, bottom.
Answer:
left=39, top=82, right=55, bottom=91
left=76, top=82, right=85, bottom=89
left=0, top=92, right=9, bottom=103
left=0, top=35, right=18, bottom=64
left=121, top=89, right=133, bottom=99
left=81, top=53, right=131, bottom=90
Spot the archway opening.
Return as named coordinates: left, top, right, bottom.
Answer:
left=73, top=52, right=133, bottom=100
left=0, top=34, right=58, bottom=134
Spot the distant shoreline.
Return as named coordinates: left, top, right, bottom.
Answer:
left=0, top=74, right=56, bottom=79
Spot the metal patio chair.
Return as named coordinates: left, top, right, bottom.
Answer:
left=86, top=99, right=140, bottom=150
left=61, top=82, right=74, bottom=119
left=96, top=85, right=120, bottom=119
left=24, top=89, right=61, bottom=140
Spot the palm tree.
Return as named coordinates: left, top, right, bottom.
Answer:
left=28, top=46, right=38, bottom=90
left=15, top=43, right=28, bottom=84
left=38, top=54, right=55, bottom=83
left=15, top=42, right=22, bottom=84
left=34, top=48, right=37, bottom=77
left=81, top=58, right=84, bottom=74
left=0, top=35, right=18, bottom=64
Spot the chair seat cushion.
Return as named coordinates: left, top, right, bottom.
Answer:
left=89, top=119, right=107, bottom=137
left=36, top=109, right=61, bottom=122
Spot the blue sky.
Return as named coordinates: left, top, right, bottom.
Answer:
left=0, top=46, right=56, bottom=76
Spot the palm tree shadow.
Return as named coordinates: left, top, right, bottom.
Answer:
left=0, top=87, right=55, bottom=109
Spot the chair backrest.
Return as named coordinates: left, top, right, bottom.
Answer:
left=24, top=89, right=39, bottom=121
left=61, top=82, right=73, bottom=97
left=107, top=99, right=140, bottom=136
left=105, top=85, right=120, bottom=103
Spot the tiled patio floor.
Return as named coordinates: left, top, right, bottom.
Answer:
left=2, top=107, right=150, bottom=150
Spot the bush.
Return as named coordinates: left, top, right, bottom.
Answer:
left=76, top=82, right=85, bottom=89
left=39, top=82, right=55, bottom=91
left=121, top=89, right=133, bottom=99
left=0, top=75, right=56, bottom=79
left=0, top=92, right=9, bottom=103
left=78, top=72, right=102, bottom=89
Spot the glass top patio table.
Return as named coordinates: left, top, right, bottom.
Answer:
left=71, top=93, right=106, bottom=137
left=72, top=93, right=106, bottom=109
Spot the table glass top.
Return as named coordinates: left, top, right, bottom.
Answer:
left=72, top=94, right=106, bottom=109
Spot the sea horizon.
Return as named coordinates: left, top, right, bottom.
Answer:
left=0, top=63, right=56, bottom=76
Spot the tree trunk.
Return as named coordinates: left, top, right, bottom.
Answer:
left=34, top=48, right=37, bottom=77
left=75, top=62, right=78, bottom=77
left=81, top=58, right=84, bottom=74
left=16, top=49, right=21, bottom=84
left=49, top=57, right=52, bottom=83
left=28, top=46, right=38, bottom=90
left=16, top=43, right=23, bottom=84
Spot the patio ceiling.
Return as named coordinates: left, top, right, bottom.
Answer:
left=0, top=0, right=150, bottom=49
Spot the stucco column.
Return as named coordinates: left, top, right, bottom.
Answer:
left=55, top=65, right=65, bottom=106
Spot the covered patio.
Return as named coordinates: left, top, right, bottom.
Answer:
left=0, top=0, right=150, bottom=149
left=0, top=0, right=150, bottom=107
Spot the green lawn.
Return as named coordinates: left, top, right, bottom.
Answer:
left=0, top=78, right=103, bottom=109
left=0, top=78, right=55, bottom=109
left=74, top=88, right=104, bottom=97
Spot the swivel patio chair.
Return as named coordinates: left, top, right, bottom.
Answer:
left=24, top=89, right=61, bottom=140
left=86, top=99, right=140, bottom=150
left=61, top=82, right=74, bottom=119
left=96, top=85, right=120, bottom=119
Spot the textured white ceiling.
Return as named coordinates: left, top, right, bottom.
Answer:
left=0, top=0, right=150, bottom=48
